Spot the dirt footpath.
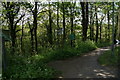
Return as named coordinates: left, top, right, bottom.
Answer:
left=47, top=47, right=118, bottom=78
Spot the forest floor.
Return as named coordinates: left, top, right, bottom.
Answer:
left=47, top=46, right=118, bottom=78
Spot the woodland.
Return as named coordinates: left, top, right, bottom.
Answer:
left=0, top=1, right=120, bottom=78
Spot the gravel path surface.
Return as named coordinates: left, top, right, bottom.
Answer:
left=47, top=47, right=118, bottom=78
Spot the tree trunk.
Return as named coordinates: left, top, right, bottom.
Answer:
left=62, top=2, right=66, bottom=45
left=95, top=6, right=99, bottom=43
left=118, top=6, right=120, bottom=40
left=107, top=9, right=110, bottom=41
left=48, top=2, right=53, bottom=45
left=89, top=4, right=93, bottom=40
left=21, top=18, right=24, bottom=52
left=114, top=16, right=118, bottom=40
left=57, top=2, right=59, bottom=29
left=57, top=2, right=60, bottom=46
left=28, top=20, right=34, bottom=55
left=10, top=17, right=16, bottom=53
left=99, top=16, right=105, bottom=42
left=70, top=4, right=74, bottom=47
left=33, top=2, right=38, bottom=53
left=80, top=2, right=89, bottom=41
left=91, top=20, right=94, bottom=41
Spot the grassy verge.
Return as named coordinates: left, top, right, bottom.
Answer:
left=40, top=40, right=97, bottom=62
left=98, top=46, right=120, bottom=67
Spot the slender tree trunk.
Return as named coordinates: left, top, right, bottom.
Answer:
left=95, top=6, right=99, bottom=43
left=57, top=2, right=60, bottom=46
left=99, top=16, right=104, bottom=42
left=91, top=20, right=94, bottom=41
left=70, top=4, right=74, bottom=47
left=107, top=9, right=110, bottom=41
left=118, top=6, right=120, bottom=40
left=48, top=2, right=53, bottom=45
left=33, top=2, right=38, bottom=53
left=89, top=5, right=93, bottom=40
left=57, top=2, right=59, bottom=29
left=62, top=2, right=66, bottom=45
left=28, top=20, right=34, bottom=55
left=114, top=16, right=118, bottom=40
left=21, top=18, right=24, bottom=52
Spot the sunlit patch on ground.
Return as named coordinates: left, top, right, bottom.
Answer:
left=94, top=69, right=115, bottom=78
left=58, top=76, right=63, bottom=78
left=83, top=47, right=110, bottom=57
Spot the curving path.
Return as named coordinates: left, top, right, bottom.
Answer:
left=47, top=47, right=118, bottom=78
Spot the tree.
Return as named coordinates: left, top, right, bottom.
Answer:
left=2, top=2, right=25, bottom=53
left=117, top=2, right=120, bottom=40
left=80, top=2, right=89, bottom=41
left=27, top=18, right=34, bottom=55
left=107, top=2, right=110, bottom=41
left=33, top=2, right=38, bottom=53
left=95, top=5, right=99, bottom=43
left=62, top=2, right=66, bottom=45
left=70, top=2, right=76, bottom=47
left=20, top=17, right=24, bottom=52
left=89, top=3, right=94, bottom=41
left=48, top=2, right=53, bottom=45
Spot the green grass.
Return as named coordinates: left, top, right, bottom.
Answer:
left=98, top=46, right=120, bottom=67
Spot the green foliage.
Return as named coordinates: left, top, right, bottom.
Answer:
left=41, top=40, right=97, bottom=62
left=95, top=41, right=111, bottom=48
left=43, top=47, right=80, bottom=61
left=98, top=46, right=120, bottom=67
left=76, top=40, right=97, bottom=53
left=3, top=54, right=57, bottom=79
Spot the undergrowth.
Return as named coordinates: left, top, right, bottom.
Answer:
left=3, top=40, right=98, bottom=78
left=98, top=46, right=120, bottom=67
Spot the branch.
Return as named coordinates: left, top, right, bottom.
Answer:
left=37, top=6, right=47, bottom=14
left=37, top=10, right=48, bottom=15
left=14, top=14, right=25, bottom=29
left=16, top=29, right=22, bottom=33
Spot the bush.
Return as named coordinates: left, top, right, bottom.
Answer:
left=42, top=40, right=97, bottom=61
left=96, top=41, right=111, bottom=48
left=76, top=40, right=97, bottom=53
left=3, top=54, right=57, bottom=79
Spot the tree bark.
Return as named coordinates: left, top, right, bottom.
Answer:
left=99, top=16, right=105, bottom=42
left=118, top=6, right=120, bottom=40
left=57, top=2, right=60, bottom=46
left=48, top=2, right=53, bottom=45
left=62, top=2, right=66, bottom=45
left=21, top=18, right=24, bottom=52
left=33, top=2, right=38, bottom=53
left=28, top=20, right=34, bottom=55
left=80, top=2, right=89, bottom=41
left=107, top=9, right=110, bottom=41
left=70, top=4, right=74, bottom=47
left=95, top=5, right=99, bottom=43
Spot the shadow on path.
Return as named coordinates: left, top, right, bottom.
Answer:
left=47, top=47, right=118, bottom=78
